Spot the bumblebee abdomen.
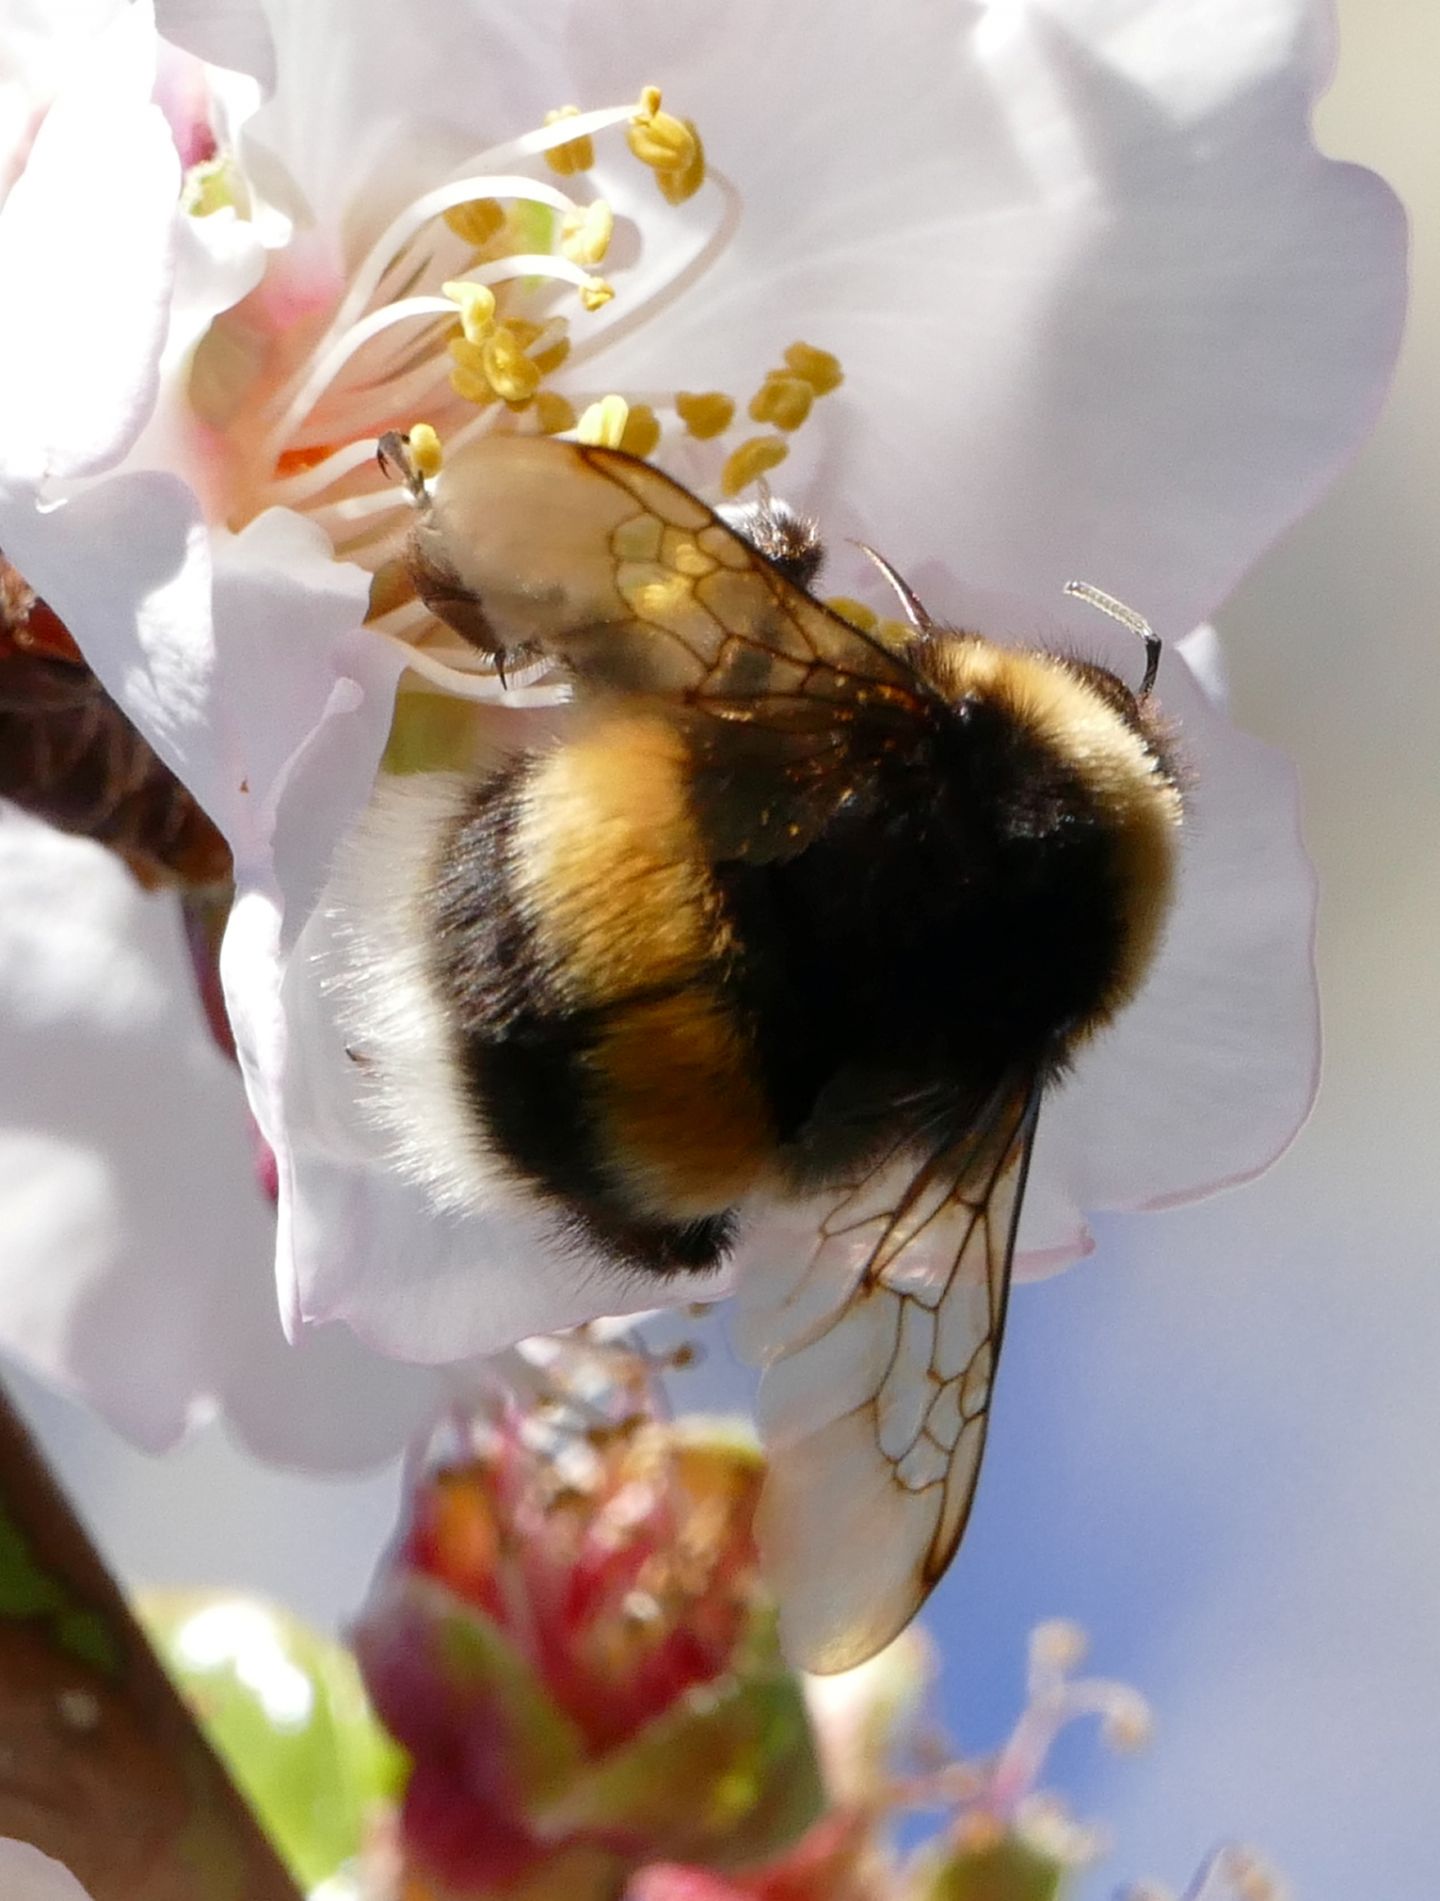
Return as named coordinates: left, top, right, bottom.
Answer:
left=428, top=713, right=774, bottom=1251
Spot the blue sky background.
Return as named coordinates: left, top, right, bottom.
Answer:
left=10, top=2, right=1439, bottom=1895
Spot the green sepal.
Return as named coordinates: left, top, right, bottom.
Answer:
left=908, top=1832, right=1068, bottom=1901
left=421, top=1578, right=589, bottom=1804
left=535, top=1660, right=823, bottom=1871
left=381, top=689, right=488, bottom=774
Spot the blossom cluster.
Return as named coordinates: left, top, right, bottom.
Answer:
left=0, top=2, right=1407, bottom=1897
left=0, top=0, right=1402, bottom=1475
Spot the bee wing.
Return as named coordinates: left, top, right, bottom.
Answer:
left=410, top=437, right=932, bottom=858
left=734, top=1080, right=1041, bottom=1673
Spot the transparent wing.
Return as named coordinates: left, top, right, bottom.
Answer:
left=406, top=436, right=933, bottom=858
left=734, top=1081, right=1041, bottom=1674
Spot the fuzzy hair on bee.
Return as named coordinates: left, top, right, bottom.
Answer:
left=332, top=431, right=1184, bottom=1672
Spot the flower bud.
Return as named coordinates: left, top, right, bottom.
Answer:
left=353, top=1397, right=823, bottom=1897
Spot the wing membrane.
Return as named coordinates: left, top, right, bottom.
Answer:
left=736, top=1081, right=1041, bottom=1673
left=409, top=437, right=935, bottom=858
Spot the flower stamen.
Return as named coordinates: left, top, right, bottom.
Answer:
left=628, top=86, right=706, bottom=203
left=543, top=105, right=596, bottom=176
left=722, top=435, right=789, bottom=496
left=676, top=391, right=736, bottom=439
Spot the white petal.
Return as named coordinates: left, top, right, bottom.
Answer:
left=572, top=0, right=1403, bottom=630
left=0, top=3, right=177, bottom=486
left=239, top=0, right=564, bottom=242
left=0, top=3, right=130, bottom=199
left=155, top=0, right=275, bottom=86
left=0, top=809, right=442, bottom=1463
left=1031, top=645, right=1319, bottom=1231
left=0, top=1843, right=94, bottom=1901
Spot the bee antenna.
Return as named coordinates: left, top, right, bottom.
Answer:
left=1063, top=580, right=1162, bottom=697
left=852, top=542, right=935, bottom=636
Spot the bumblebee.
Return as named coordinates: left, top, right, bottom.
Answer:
left=336, top=432, right=1183, bottom=1671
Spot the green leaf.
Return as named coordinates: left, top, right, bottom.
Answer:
left=143, top=1594, right=406, bottom=1891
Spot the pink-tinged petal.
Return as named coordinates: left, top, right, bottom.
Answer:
left=573, top=0, right=1404, bottom=631
left=0, top=808, right=441, bottom=1464
left=0, top=1842, right=95, bottom=1901
left=0, top=2, right=177, bottom=487
left=155, top=0, right=276, bottom=88
left=124, top=200, right=269, bottom=485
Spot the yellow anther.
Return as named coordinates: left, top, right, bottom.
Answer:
left=628, top=86, right=700, bottom=179
left=675, top=391, right=735, bottom=440
left=534, top=391, right=578, bottom=435
left=579, top=276, right=615, bottom=312
left=748, top=372, right=814, bottom=432
left=656, top=120, right=705, bottom=205
left=444, top=198, right=506, bottom=247
left=619, top=404, right=661, bottom=459
left=721, top=435, right=789, bottom=497
left=442, top=280, right=497, bottom=344
left=532, top=330, right=571, bottom=375
left=406, top=423, right=444, bottom=478
left=826, top=596, right=879, bottom=633
left=447, top=337, right=498, bottom=406
left=576, top=394, right=631, bottom=448
left=449, top=362, right=496, bottom=406
left=543, top=105, right=595, bottom=176
left=481, top=326, right=541, bottom=404
left=561, top=199, right=615, bottom=267
left=784, top=341, right=844, bottom=395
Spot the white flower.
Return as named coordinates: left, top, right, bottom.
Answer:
left=0, top=0, right=1404, bottom=1419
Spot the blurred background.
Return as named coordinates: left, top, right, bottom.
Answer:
left=9, top=1, right=1437, bottom=1893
